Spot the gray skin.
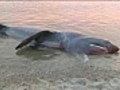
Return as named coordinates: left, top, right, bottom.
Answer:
left=0, top=24, right=119, bottom=55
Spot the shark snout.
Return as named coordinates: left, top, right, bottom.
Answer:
left=107, top=45, right=119, bottom=54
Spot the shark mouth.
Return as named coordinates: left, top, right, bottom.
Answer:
left=90, top=44, right=119, bottom=55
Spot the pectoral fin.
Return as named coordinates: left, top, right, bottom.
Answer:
left=15, top=31, right=53, bottom=50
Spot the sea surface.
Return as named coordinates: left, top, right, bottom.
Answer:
left=0, top=1, right=120, bottom=90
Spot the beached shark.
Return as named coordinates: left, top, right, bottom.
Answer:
left=0, top=24, right=119, bottom=61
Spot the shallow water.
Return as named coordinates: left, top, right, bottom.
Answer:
left=0, top=1, right=120, bottom=90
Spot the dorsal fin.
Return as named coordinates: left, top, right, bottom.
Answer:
left=15, top=30, right=54, bottom=50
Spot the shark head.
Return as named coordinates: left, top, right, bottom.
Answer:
left=87, top=38, right=119, bottom=55
left=72, top=37, right=119, bottom=55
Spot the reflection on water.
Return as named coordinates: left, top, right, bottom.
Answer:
left=0, top=1, right=120, bottom=31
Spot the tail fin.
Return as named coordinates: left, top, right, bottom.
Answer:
left=0, top=24, right=8, bottom=36
left=15, top=30, right=54, bottom=50
left=0, top=24, right=7, bottom=30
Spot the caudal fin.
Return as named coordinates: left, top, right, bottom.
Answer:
left=0, top=24, right=7, bottom=30
left=0, top=24, right=8, bottom=36
left=15, top=30, right=54, bottom=50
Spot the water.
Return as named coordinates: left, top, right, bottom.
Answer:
left=0, top=1, right=120, bottom=90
